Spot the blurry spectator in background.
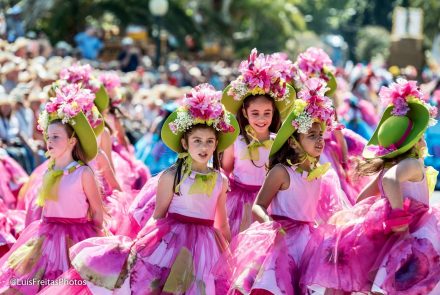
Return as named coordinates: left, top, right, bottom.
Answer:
left=118, top=37, right=142, bottom=72
left=5, top=5, right=25, bottom=43
left=74, top=27, right=103, bottom=60
left=54, top=41, right=72, bottom=57
left=0, top=11, right=6, bottom=39
left=1, top=62, right=20, bottom=93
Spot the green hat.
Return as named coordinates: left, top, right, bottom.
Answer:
left=161, top=83, right=239, bottom=153
left=222, top=84, right=297, bottom=121
left=94, top=85, right=109, bottom=112
left=324, top=69, right=337, bottom=97
left=270, top=78, right=337, bottom=157
left=362, top=102, right=429, bottom=159
left=47, top=111, right=98, bottom=162
left=222, top=48, right=297, bottom=121
left=161, top=111, right=239, bottom=153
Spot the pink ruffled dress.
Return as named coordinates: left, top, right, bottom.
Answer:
left=112, top=138, right=150, bottom=194
left=226, top=134, right=273, bottom=237
left=0, top=152, right=28, bottom=209
left=0, top=162, right=101, bottom=294
left=0, top=199, right=25, bottom=257
left=321, top=128, right=372, bottom=204
left=116, top=173, right=161, bottom=238
left=302, top=167, right=440, bottom=294
left=41, top=169, right=230, bottom=294
left=220, top=165, right=322, bottom=294
left=21, top=160, right=49, bottom=226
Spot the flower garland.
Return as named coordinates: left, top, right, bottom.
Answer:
left=169, top=84, right=235, bottom=134
left=227, top=48, right=294, bottom=103
left=291, top=78, right=338, bottom=134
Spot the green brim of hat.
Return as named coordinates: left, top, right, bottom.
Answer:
left=222, top=84, right=296, bottom=121
left=269, top=110, right=298, bottom=157
left=93, top=114, right=105, bottom=136
left=161, top=111, right=239, bottom=153
left=362, top=102, right=429, bottom=159
left=94, top=85, right=109, bottom=112
left=49, top=112, right=98, bottom=162
left=269, top=110, right=326, bottom=157
left=325, top=70, right=337, bottom=97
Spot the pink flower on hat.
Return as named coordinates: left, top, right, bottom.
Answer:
left=60, top=64, right=92, bottom=84
left=295, top=47, right=334, bottom=82
left=60, top=64, right=101, bottom=94
left=228, top=48, right=294, bottom=102
left=170, top=83, right=235, bottom=134
left=99, top=72, right=123, bottom=107
left=99, top=72, right=121, bottom=92
left=185, top=84, right=223, bottom=121
left=293, top=78, right=336, bottom=133
left=378, top=78, right=423, bottom=116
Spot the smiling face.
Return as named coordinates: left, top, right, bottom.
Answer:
left=181, top=126, right=218, bottom=167
left=297, top=122, right=325, bottom=158
left=242, top=95, right=274, bottom=134
left=46, top=122, right=77, bottom=159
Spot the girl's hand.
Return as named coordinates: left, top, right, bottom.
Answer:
left=391, top=225, right=408, bottom=233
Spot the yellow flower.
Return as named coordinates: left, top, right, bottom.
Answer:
left=250, top=86, right=265, bottom=96
left=293, top=100, right=307, bottom=116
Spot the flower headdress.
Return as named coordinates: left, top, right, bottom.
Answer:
left=378, top=78, right=437, bottom=126
left=363, top=78, right=437, bottom=159
left=38, top=83, right=95, bottom=133
left=59, top=64, right=101, bottom=93
left=99, top=72, right=124, bottom=107
left=293, top=47, right=336, bottom=95
left=169, top=84, right=235, bottom=135
left=290, top=78, right=338, bottom=134
left=45, top=81, right=103, bottom=130
left=227, top=48, right=294, bottom=103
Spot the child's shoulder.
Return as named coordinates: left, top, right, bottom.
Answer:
left=268, top=163, right=290, bottom=178
left=393, top=157, right=424, bottom=171
left=161, top=166, right=178, bottom=179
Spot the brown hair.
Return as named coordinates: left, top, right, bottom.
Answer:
left=237, top=94, right=281, bottom=168
left=269, top=132, right=302, bottom=170
left=355, top=146, right=419, bottom=176
left=49, top=120, right=89, bottom=164
left=169, top=124, right=221, bottom=194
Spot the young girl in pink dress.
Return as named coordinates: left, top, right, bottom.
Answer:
left=221, top=49, right=295, bottom=237
left=40, top=83, right=239, bottom=295
left=99, top=71, right=150, bottom=194
left=0, top=86, right=103, bottom=294
left=302, top=79, right=440, bottom=294
left=219, top=77, right=339, bottom=294
left=292, top=47, right=369, bottom=205
left=21, top=80, right=115, bottom=229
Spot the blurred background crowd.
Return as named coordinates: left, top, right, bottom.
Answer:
left=1, top=0, right=440, bottom=187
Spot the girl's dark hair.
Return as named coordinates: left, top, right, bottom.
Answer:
left=237, top=94, right=281, bottom=168
left=169, top=124, right=221, bottom=194
left=50, top=120, right=89, bottom=164
left=269, top=132, right=301, bottom=170
left=355, top=146, right=418, bottom=176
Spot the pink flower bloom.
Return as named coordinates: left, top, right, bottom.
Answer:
left=231, top=48, right=293, bottom=100
left=60, top=64, right=92, bottom=84
left=295, top=47, right=334, bottom=82
left=99, top=72, right=121, bottom=92
left=297, top=78, right=336, bottom=130
left=379, top=79, right=423, bottom=114
left=391, top=97, right=410, bottom=116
